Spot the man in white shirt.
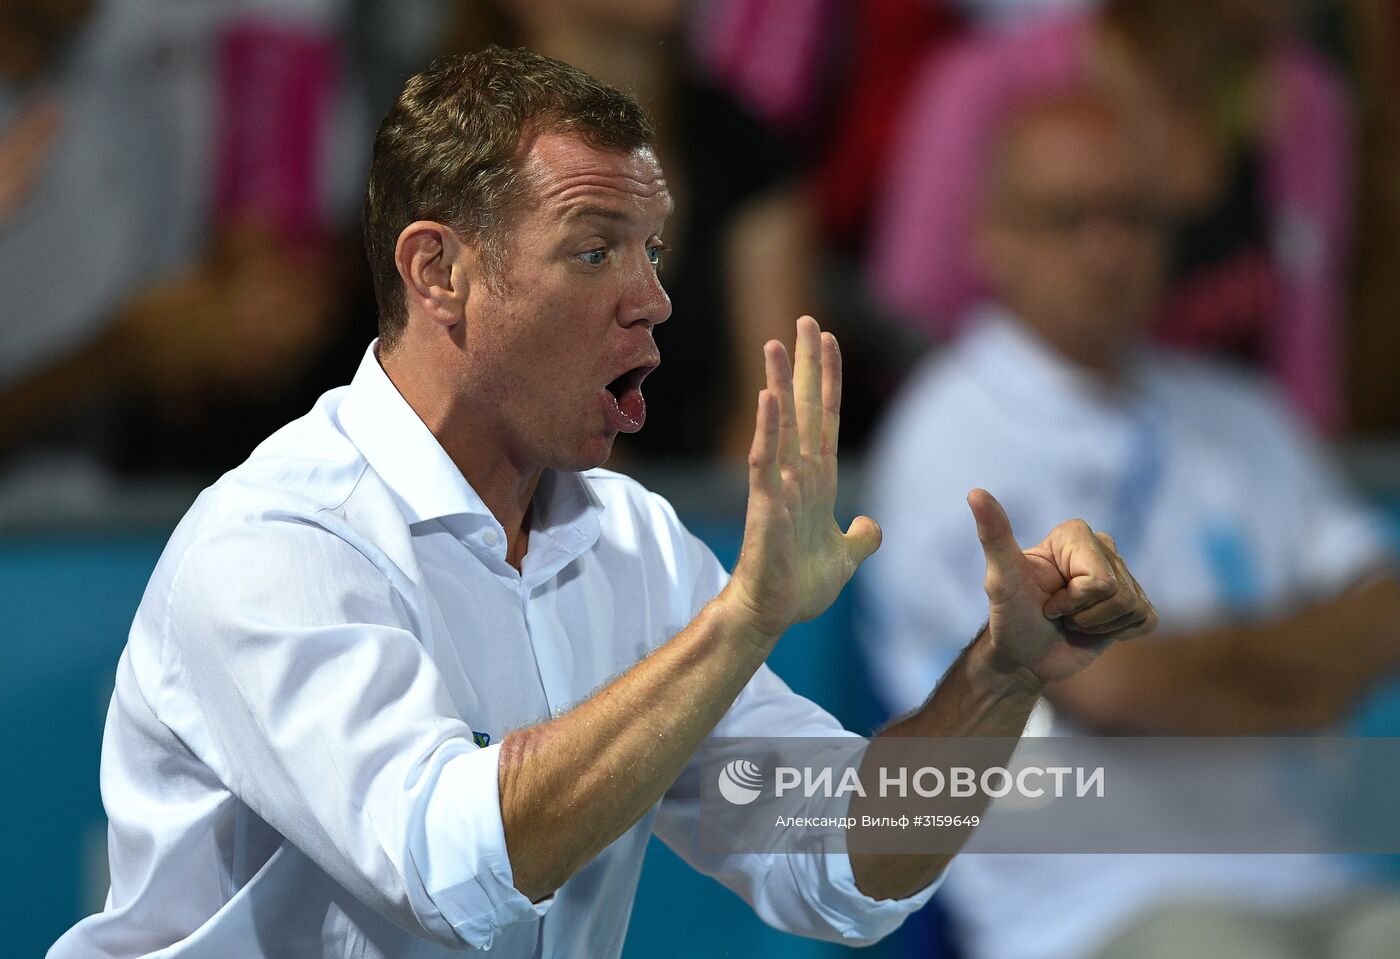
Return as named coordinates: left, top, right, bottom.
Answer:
left=50, top=48, right=1155, bottom=957
left=862, top=91, right=1400, bottom=959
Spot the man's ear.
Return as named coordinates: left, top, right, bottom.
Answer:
left=394, top=220, right=470, bottom=330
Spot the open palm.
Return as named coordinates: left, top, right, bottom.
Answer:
left=726, top=317, right=881, bottom=640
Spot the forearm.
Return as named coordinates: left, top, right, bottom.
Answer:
left=848, top=630, right=1041, bottom=900
left=1048, top=573, right=1400, bottom=734
left=498, top=588, right=775, bottom=901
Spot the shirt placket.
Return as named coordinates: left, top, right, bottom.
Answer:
left=517, top=529, right=587, bottom=719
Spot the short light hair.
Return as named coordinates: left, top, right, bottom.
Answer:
left=363, top=46, right=655, bottom=348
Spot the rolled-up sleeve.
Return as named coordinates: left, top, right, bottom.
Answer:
left=809, top=840, right=940, bottom=944
left=152, top=513, right=542, bottom=949
left=414, top=743, right=552, bottom=946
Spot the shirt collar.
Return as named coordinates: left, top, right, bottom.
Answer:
left=336, top=341, right=603, bottom=535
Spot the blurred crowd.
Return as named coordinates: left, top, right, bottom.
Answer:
left=9, top=2, right=1400, bottom=958
left=1, top=0, right=1397, bottom=487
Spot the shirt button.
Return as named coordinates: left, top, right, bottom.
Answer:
left=482, top=529, right=500, bottom=547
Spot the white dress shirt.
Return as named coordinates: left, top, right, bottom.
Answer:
left=49, top=343, right=936, bottom=958
left=860, top=307, right=1391, bottom=959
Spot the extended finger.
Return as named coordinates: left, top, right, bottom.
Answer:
left=821, top=331, right=842, bottom=455
left=968, top=489, right=1025, bottom=602
left=747, top=388, right=780, bottom=494
left=764, top=340, right=800, bottom=469
left=793, top=316, right=823, bottom=456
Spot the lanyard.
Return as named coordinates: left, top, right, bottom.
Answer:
left=1106, top=403, right=1165, bottom=563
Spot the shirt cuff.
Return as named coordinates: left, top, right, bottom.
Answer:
left=411, top=741, right=553, bottom=949
left=810, top=840, right=943, bottom=945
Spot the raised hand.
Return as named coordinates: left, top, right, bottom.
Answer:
left=969, top=489, right=1156, bottom=686
left=725, top=316, right=882, bottom=640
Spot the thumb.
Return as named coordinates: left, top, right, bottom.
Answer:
left=968, top=489, right=1024, bottom=600
left=844, top=515, right=883, bottom=567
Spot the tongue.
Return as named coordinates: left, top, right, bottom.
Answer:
left=607, top=385, right=647, bottom=433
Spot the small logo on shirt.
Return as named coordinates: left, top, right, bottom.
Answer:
left=718, top=759, right=765, bottom=805
left=472, top=731, right=492, bottom=749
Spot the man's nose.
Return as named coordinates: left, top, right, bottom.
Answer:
left=1080, top=216, right=1149, bottom=271
left=619, top=256, right=672, bottom=328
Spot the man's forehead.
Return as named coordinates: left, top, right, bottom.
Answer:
left=997, top=101, right=1154, bottom=198
left=522, top=132, right=671, bottom=217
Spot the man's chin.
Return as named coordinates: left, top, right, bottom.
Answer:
left=554, top=433, right=618, bottom=474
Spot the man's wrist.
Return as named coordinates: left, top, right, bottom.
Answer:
left=966, top=629, right=1045, bottom=703
left=710, top=586, right=782, bottom=658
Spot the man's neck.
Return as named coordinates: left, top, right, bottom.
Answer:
left=1013, top=314, right=1133, bottom=390
left=380, top=347, right=539, bottom=569
left=438, top=430, right=540, bottom=569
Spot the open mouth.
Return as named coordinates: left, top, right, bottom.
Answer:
left=605, top=365, right=651, bottom=401
left=602, top=363, right=656, bottom=434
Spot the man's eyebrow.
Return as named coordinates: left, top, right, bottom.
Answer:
left=561, top=205, right=633, bottom=225
left=560, top=200, right=674, bottom=227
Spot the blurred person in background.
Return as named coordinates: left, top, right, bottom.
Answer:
left=691, top=0, right=969, bottom=456
left=869, top=0, right=1354, bottom=433
left=0, top=0, right=366, bottom=482
left=693, top=0, right=1104, bottom=256
left=451, top=0, right=819, bottom=463
left=861, top=90, right=1400, bottom=959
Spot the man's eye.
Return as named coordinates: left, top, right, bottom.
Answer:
left=646, top=245, right=665, bottom=269
left=579, top=249, right=607, bottom=266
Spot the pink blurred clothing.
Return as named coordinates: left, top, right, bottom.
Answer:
left=869, top=14, right=1353, bottom=432
left=214, top=17, right=339, bottom=248
left=689, top=0, right=839, bottom=134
